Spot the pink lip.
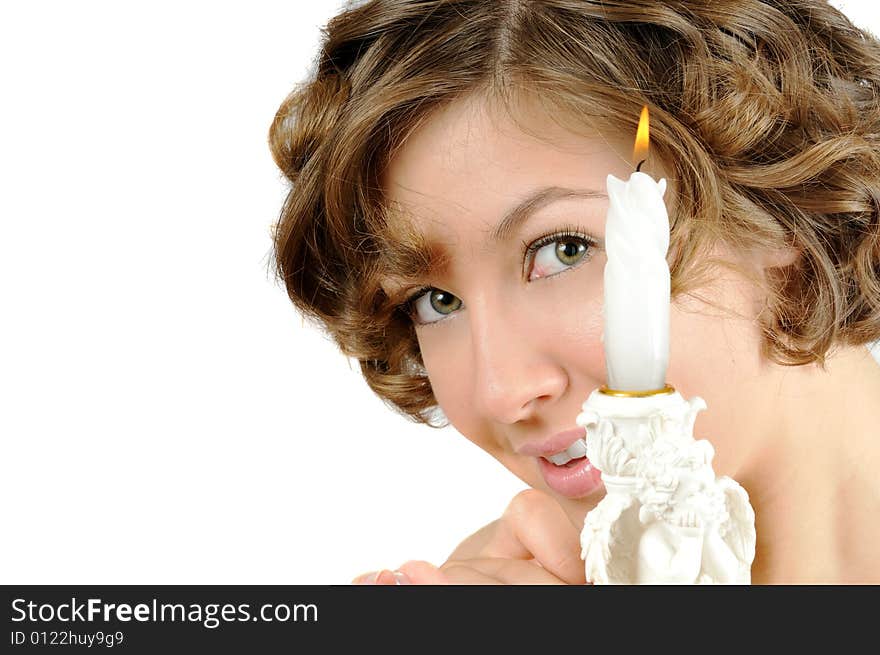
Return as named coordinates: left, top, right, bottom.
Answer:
left=538, top=456, right=604, bottom=499
left=515, top=427, right=587, bottom=457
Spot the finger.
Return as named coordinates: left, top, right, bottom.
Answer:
left=482, top=489, right=586, bottom=584
left=374, top=570, right=399, bottom=585
left=444, top=519, right=502, bottom=561
left=439, top=563, right=505, bottom=585
left=351, top=570, right=379, bottom=584
left=351, top=569, right=401, bottom=585
left=444, top=557, right=568, bottom=585
left=396, top=560, right=450, bottom=585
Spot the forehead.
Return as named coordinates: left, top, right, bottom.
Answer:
left=380, top=93, right=631, bottom=244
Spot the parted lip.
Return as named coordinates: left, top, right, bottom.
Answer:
left=515, top=427, right=587, bottom=458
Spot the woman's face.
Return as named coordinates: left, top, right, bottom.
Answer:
left=380, top=93, right=771, bottom=520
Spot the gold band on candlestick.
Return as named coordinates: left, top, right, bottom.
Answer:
left=598, top=383, right=675, bottom=397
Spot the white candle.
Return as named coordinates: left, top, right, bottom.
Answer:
left=603, top=169, right=670, bottom=391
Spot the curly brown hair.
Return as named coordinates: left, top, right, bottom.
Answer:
left=268, top=0, right=880, bottom=428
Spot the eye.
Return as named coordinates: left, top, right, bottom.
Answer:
left=402, top=287, right=463, bottom=326
left=526, top=231, right=596, bottom=281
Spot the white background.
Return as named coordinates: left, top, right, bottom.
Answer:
left=2, top=1, right=879, bottom=584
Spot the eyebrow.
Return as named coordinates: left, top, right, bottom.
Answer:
left=380, top=185, right=606, bottom=288
left=488, top=185, right=606, bottom=243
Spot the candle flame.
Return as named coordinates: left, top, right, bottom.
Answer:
left=633, top=105, right=650, bottom=168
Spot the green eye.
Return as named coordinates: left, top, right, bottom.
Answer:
left=528, top=233, right=594, bottom=280
left=555, top=240, right=587, bottom=266
left=402, top=286, right=463, bottom=325
left=428, top=290, right=461, bottom=315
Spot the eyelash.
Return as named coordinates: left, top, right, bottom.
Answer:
left=520, top=225, right=598, bottom=273
left=397, top=224, right=598, bottom=324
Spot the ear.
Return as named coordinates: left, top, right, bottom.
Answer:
left=759, top=244, right=800, bottom=269
left=658, top=178, right=667, bottom=197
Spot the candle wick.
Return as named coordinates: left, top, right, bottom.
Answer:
left=636, top=159, right=646, bottom=172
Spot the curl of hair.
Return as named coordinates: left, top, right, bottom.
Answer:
left=269, top=0, right=880, bottom=427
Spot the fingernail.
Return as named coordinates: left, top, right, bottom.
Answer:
left=374, top=569, right=397, bottom=585
left=392, top=570, right=411, bottom=585
left=352, top=571, right=379, bottom=584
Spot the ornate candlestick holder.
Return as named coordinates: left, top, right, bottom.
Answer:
left=576, top=383, right=756, bottom=584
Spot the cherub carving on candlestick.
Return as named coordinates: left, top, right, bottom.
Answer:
left=578, top=392, right=756, bottom=584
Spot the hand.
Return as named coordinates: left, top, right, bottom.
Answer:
left=668, top=507, right=702, bottom=529
left=667, top=507, right=704, bottom=539
left=352, top=489, right=588, bottom=585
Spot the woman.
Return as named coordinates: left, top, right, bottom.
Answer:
left=268, top=0, right=880, bottom=584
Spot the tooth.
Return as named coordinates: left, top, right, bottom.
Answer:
left=547, top=451, right=572, bottom=465
left=566, top=439, right=587, bottom=459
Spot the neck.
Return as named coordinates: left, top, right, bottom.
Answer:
left=733, top=344, right=880, bottom=584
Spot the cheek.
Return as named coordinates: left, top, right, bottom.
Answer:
left=539, top=265, right=608, bottom=389
left=667, top=275, right=765, bottom=394
left=417, top=327, right=506, bottom=455
left=418, top=340, right=454, bottom=399
left=414, top=327, right=476, bottom=426
left=666, top=284, right=766, bottom=472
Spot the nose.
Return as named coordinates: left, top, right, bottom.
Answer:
left=468, top=294, right=568, bottom=425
